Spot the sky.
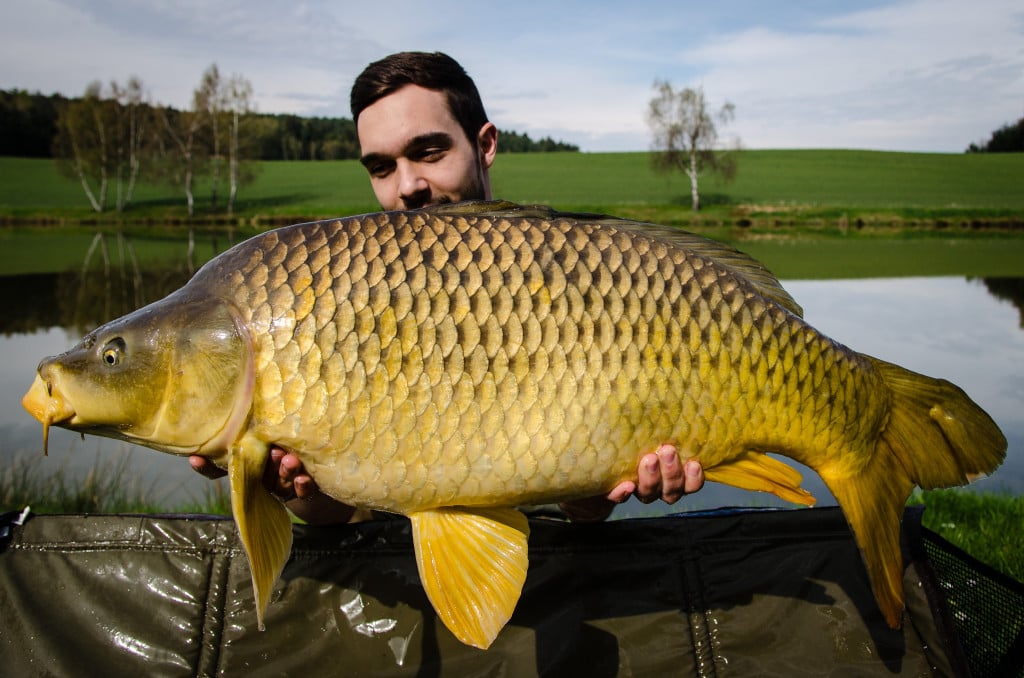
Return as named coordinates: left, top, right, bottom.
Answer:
left=1, top=0, right=1021, bottom=153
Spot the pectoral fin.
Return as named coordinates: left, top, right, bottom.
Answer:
left=409, top=507, right=530, bottom=649
left=228, top=434, right=293, bottom=631
left=705, top=450, right=817, bottom=506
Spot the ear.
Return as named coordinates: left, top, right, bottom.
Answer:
left=477, top=122, right=498, bottom=170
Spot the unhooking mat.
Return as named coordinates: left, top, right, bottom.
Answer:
left=1, top=506, right=1021, bottom=677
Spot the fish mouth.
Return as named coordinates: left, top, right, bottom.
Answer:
left=22, top=374, right=77, bottom=456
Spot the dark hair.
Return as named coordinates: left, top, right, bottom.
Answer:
left=350, top=51, right=489, bottom=146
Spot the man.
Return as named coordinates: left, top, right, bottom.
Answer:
left=191, top=52, right=704, bottom=523
left=350, top=51, right=497, bottom=211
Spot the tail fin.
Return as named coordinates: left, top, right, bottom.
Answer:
left=821, top=357, right=1006, bottom=629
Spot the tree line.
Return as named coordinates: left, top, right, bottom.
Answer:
left=1, top=89, right=580, bottom=161
left=2, top=66, right=259, bottom=216
left=967, top=115, right=1024, bottom=153
left=0, top=88, right=362, bottom=163
left=1, top=74, right=578, bottom=216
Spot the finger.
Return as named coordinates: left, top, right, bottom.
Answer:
left=189, top=455, right=226, bottom=479
left=281, top=453, right=321, bottom=498
left=293, top=475, right=320, bottom=499
left=634, top=453, right=662, bottom=503
left=657, top=445, right=687, bottom=504
left=682, top=460, right=705, bottom=494
left=263, top=456, right=294, bottom=500
left=279, top=452, right=302, bottom=481
left=606, top=481, right=636, bottom=504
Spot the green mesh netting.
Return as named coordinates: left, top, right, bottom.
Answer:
left=921, top=528, right=1024, bottom=678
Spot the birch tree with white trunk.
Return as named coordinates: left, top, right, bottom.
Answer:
left=224, top=73, right=254, bottom=216
left=195, top=64, right=223, bottom=210
left=646, top=81, right=738, bottom=211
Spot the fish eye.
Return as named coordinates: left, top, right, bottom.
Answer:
left=101, top=338, right=127, bottom=367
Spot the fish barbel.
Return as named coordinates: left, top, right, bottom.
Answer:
left=22, top=201, right=1005, bottom=648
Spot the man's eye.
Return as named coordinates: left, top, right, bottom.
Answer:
left=417, top=148, right=446, bottom=162
left=368, top=163, right=393, bottom=178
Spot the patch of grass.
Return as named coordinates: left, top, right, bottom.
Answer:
left=0, top=156, right=380, bottom=221
left=0, top=453, right=231, bottom=516
left=909, top=489, right=1024, bottom=582
left=494, top=149, right=1024, bottom=214
left=172, top=480, right=232, bottom=516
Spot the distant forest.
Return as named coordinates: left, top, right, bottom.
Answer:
left=967, top=116, right=1024, bottom=153
left=0, top=88, right=580, bottom=160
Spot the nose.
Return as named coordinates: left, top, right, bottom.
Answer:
left=396, top=162, right=431, bottom=209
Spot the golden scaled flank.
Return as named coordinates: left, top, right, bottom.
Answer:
left=216, top=211, right=878, bottom=513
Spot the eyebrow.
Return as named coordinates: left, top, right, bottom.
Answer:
left=360, top=132, right=455, bottom=169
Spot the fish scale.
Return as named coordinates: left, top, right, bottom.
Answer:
left=205, top=209, right=867, bottom=512
left=23, top=201, right=1005, bottom=647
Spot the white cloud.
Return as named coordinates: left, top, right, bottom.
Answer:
left=680, top=0, right=1024, bottom=149
left=1, top=0, right=1021, bottom=151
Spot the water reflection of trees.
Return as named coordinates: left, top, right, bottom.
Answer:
left=978, top=278, right=1024, bottom=328
left=2, top=262, right=1022, bottom=338
left=0, top=267, right=194, bottom=336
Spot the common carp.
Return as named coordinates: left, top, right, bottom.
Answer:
left=22, top=201, right=1005, bottom=648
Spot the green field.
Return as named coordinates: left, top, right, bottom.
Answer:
left=2, top=150, right=1022, bottom=226
left=494, top=150, right=1024, bottom=212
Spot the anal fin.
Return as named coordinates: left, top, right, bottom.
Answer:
left=820, top=449, right=915, bottom=629
left=705, top=450, right=816, bottom=506
left=228, top=433, right=294, bottom=631
left=409, top=507, right=530, bottom=649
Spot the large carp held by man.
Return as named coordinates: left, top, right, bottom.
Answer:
left=23, top=201, right=1005, bottom=649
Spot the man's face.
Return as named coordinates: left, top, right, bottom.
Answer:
left=357, top=85, right=496, bottom=211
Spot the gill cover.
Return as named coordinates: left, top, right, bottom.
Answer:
left=24, top=292, right=254, bottom=456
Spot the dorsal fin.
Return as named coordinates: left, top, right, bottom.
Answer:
left=420, top=200, right=566, bottom=220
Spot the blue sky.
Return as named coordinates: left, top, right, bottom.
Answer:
left=1, top=0, right=1021, bottom=152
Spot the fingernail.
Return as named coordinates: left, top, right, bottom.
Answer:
left=684, top=460, right=701, bottom=476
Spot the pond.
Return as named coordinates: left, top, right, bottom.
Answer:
left=1, top=230, right=1021, bottom=514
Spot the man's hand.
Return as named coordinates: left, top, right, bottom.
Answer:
left=559, top=444, right=704, bottom=523
left=189, top=455, right=227, bottom=479
left=189, top=450, right=358, bottom=525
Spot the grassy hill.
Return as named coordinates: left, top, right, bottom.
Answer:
left=495, top=149, right=1024, bottom=211
left=1, top=150, right=1022, bottom=228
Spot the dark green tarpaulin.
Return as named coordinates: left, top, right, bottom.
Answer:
left=1, top=506, right=1020, bottom=676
